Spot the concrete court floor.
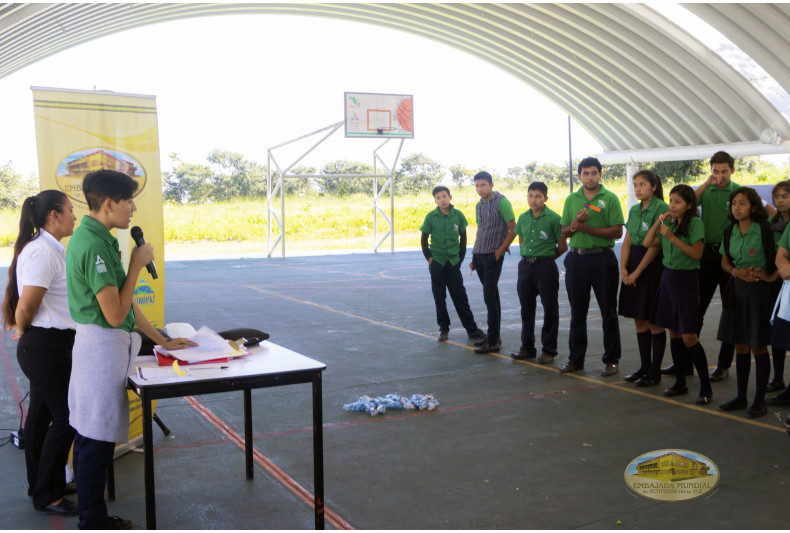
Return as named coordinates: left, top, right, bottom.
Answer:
left=2, top=247, right=790, bottom=530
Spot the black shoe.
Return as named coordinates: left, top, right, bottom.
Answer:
left=767, top=380, right=786, bottom=393
left=660, top=364, right=675, bottom=375
left=747, top=404, right=768, bottom=418
left=766, top=395, right=790, bottom=406
left=601, top=363, right=619, bottom=376
left=635, top=376, right=661, bottom=387
left=474, top=342, right=501, bottom=354
left=696, top=394, right=712, bottom=405
left=624, top=370, right=645, bottom=382
left=438, top=330, right=449, bottom=342
left=108, top=516, right=133, bottom=530
left=510, top=348, right=535, bottom=360
left=536, top=353, right=555, bottom=365
left=468, top=329, right=486, bottom=341
left=560, top=360, right=584, bottom=373
left=663, top=385, right=688, bottom=397
left=710, top=367, right=729, bottom=382
left=719, top=398, right=748, bottom=411
left=35, top=497, right=79, bottom=516
left=475, top=336, right=500, bottom=347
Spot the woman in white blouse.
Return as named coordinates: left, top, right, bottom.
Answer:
left=2, top=190, right=78, bottom=516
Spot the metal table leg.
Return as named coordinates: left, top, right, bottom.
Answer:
left=313, top=371, right=324, bottom=529
left=142, top=393, right=156, bottom=529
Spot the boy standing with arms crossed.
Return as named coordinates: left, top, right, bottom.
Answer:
left=470, top=171, right=516, bottom=354
left=421, top=186, right=485, bottom=343
left=511, top=182, right=567, bottom=363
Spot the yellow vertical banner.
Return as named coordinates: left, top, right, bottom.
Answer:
left=31, top=87, right=164, bottom=444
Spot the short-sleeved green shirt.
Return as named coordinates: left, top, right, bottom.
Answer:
left=720, top=221, right=768, bottom=269
left=778, top=222, right=790, bottom=251
left=420, top=205, right=468, bottom=266
left=660, top=217, right=705, bottom=270
left=66, top=215, right=135, bottom=332
left=624, top=197, right=669, bottom=247
left=699, top=180, right=739, bottom=244
left=561, top=184, right=625, bottom=248
left=515, top=207, right=562, bottom=258
left=475, top=194, right=515, bottom=224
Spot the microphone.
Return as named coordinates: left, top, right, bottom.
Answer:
left=130, top=226, right=158, bottom=279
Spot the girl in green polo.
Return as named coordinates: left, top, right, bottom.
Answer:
left=618, top=170, right=669, bottom=387
left=717, top=187, right=779, bottom=418
left=643, top=184, right=712, bottom=405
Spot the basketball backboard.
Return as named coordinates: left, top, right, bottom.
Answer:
left=344, top=92, right=414, bottom=139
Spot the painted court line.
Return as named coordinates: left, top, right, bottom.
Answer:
left=245, top=285, right=788, bottom=434
left=183, top=396, right=354, bottom=530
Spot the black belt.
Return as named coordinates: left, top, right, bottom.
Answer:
left=522, top=256, right=552, bottom=263
left=704, top=243, right=721, bottom=252
left=570, top=247, right=612, bottom=255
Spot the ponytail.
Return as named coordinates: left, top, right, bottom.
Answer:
left=1, top=190, right=68, bottom=330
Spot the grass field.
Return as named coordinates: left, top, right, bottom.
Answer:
left=0, top=174, right=778, bottom=262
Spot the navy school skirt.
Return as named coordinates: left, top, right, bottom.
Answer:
left=718, top=278, right=773, bottom=347
left=651, top=268, right=699, bottom=335
left=618, top=244, right=663, bottom=321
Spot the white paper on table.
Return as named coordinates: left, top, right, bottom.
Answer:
left=155, top=325, right=237, bottom=363
left=136, top=366, right=181, bottom=380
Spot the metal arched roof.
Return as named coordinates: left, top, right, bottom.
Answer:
left=3, top=3, right=790, bottom=161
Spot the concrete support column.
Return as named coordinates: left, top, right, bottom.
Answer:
left=626, top=161, right=639, bottom=211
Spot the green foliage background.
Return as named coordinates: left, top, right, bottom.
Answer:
left=1, top=154, right=788, bottom=253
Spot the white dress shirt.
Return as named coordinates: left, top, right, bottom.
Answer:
left=16, top=229, right=77, bottom=330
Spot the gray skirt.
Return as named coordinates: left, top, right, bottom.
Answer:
left=68, top=323, right=141, bottom=443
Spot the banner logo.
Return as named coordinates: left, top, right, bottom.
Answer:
left=55, top=148, right=147, bottom=204
left=133, top=279, right=156, bottom=307
left=624, top=449, right=719, bottom=501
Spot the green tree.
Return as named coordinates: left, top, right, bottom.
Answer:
left=163, top=154, right=215, bottom=203
left=0, top=162, right=37, bottom=208
left=648, top=160, right=706, bottom=183
left=285, top=165, right=315, bottom=195
left=207, top=149, right=267, bottom=200
left=449, top=164, right=474, bottom=187
left=319, top=160, right=373, bottom=196
left=395, top=153, right=444, bottom=193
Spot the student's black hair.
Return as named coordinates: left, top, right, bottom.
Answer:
left=770, top=180, right=790, bottom=223
left=2, top=190, right=68, bottom=330
left=432, top=185, right=451, bottom=198
left=577, top=157, right=602, bottom=175
left=710, top=151, right=735, bottom=171
left=473, top=171, right=493, bottom=184
left=668, top=184, right=698, bottom=238
left=726, top=187, right=768, bottom=224
left=82, top=169, right=138, bottom=212
left=634, top=170, right=664, bottom=201
left=527, top=181, right=548, bottom=197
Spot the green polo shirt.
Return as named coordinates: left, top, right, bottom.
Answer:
left=721, top=222, right=768, bottom=268
left=515, top=207, right=562, bottom=258
left=778, top=222, right=790, bottom=251
left=561, top=184, right=625, bottom=248
left=475, top=193, right=515, bottom=224
left=624, top=197, right=669, bottom=247
left=660, top=217, right=705, bottom=270
left=420, top=205, right=468, bottom=266
left=66, top=215, right=136, bottom=332
left=699, top=180, right=739, bottom=244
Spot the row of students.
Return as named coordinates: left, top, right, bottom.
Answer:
left=421, top=154, right=790, bottom=419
